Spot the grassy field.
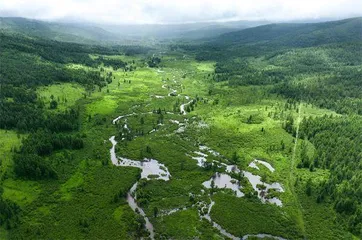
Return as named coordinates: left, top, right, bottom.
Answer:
left=2, top=179, right=41, bottom=207
left=0, top=130, right=24, bottom=179
left=36, top=83, right=85, bottom=111
left=86, top=95, right=118, bottom=116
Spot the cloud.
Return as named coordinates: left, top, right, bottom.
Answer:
left=0, top=0, right=361, bottom=24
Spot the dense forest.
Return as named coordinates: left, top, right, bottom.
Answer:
left=0, top=32, right=151, bottom=229
left=299, top=115, right=362, bottom=236
left=0, top=32, right=151, bottom=131
left=184, top=18, right=362, bottom=115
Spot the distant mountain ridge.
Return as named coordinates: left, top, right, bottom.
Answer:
left=1, top=17, right=360, bottom=47
left=0, top=17, right=268, bottom=44
left=214, top=17, right=362, bottom=47
left=99, top=20, right=269, bottom=40
left=0, top=17, right=120, bottom=44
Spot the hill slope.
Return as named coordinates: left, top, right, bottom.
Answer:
left=215, top=17, right=362, bottom=48
left=0, top=17, right=269, bottom=44
left=0, top=17, right=120, bottom=44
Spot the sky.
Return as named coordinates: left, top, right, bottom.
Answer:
left=0, top=0, right=361, bottom=24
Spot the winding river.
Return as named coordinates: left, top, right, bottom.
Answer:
left=109, top=132, right=170, bottom=239
left=106, top=69, right=287, bottom=239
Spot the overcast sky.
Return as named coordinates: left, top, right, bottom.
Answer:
left=0, top=0, right=361, bottom=24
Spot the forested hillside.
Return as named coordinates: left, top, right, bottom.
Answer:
left=215, top=17, right=362, bottom=47
left=0, top=33, right=150, bottom=131
left=182, top=17, right=362, bottom=114
left=0, top=17, right=121, bottom=44
left=0, top=17, right=266, bottom=44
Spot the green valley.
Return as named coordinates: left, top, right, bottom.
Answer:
left=0, top=15, right=361, bottom=240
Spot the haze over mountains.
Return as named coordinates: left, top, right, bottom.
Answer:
left=2, top=16, right=360, bottom=45
left=0, top=17, right=269, bottom=44
left=213, top=17, right=362, bottom=47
